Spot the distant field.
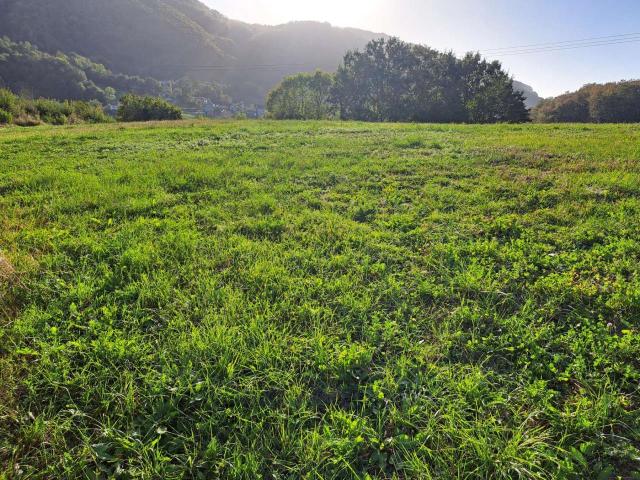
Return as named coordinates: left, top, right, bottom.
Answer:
left=1, top=121, right=640, bottom=479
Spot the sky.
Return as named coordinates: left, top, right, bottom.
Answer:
left=204, top=0, right=640, bottom=97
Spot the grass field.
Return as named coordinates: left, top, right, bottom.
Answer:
left=1, top=120, right=639, bottom=479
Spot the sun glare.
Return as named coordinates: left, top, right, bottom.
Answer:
left=266, top=0, right=386, bottom=27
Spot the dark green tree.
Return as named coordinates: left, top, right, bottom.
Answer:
left=461, top=53, right=529, bottom=123
left=334, top=38, right=416, bottom=121
left=332, top=38, right=529, bottom=123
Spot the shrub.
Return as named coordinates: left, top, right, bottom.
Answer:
left=0, top=88, right=112, bottom=126
left=0, top=109, right=12, bottom=124
left=0, top=88, right=17, bottom=112
left=34, top=99, right=72, bottom=125
left=117, top=94, right=182, bottom=122
left=13, top=113, right=42, bottom=127
left=71, top=101, right=111, bottom=124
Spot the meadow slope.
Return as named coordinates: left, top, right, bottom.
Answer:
left=1, top=121, right=639, bottom=479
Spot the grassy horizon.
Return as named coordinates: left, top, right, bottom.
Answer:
left=1, top=120, right=639, bottom=479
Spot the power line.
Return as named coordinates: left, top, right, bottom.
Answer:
left=485, top=36, right=640, bottom=57
left=160, top=32, right=640, bottom=70
left=481, top=31, right=640, bottom=53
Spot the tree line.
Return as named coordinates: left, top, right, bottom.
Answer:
left=267, top=38, right=529, bottom=123
left=532, top=80, right=640, bottom=123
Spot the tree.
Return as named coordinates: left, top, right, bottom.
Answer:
left=332, top=38, right=529, bottom=123
left=334, top=38, right=417, bottom=122
left=406, top=47, right=474, bottom=122
left=461, top=53, right=529, bottom=123
left=266, top=71, right=337, bottom=120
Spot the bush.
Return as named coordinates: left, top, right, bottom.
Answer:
left=0, top=88, right=17, bottom=113
left=34, top=98, right=72, bottom=125
left=117, top=94, right=182, bottom=122
left=0, top=109, right=12, bottom=124
left=71, top=101, right=111, bottom=124
left=0, top=88, right=112, bottom=126
left=13, top=113, right=42, bottom=127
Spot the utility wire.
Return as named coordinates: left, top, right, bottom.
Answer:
left=161, top=32, right=640, bottom=69
left=484, top=37, right=640, bottom=57
left=481, top=31, right=640, bottom=53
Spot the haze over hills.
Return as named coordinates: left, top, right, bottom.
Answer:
left=513, top=81, right=544, bottom=109
left=0, top=0, right=232, bottom=79
left=223, top=21, right=390, bottom=104
left=0, top=0, right=541, bottom=106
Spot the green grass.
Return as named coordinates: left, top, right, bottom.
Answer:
left=1, top=120, right=639, bottom=479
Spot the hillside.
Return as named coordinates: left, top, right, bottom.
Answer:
left=0, top=0, right=386, bottom=104
left=0, top=0, right=230, bottom=79
left=532, top=80, right=640, bottom=123
left=0, top=37, right=161, bottom=102
left=222, top=21, right=389, bottom=103
left=2, top=121, right=640, bottom=478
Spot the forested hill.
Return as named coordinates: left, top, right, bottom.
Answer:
left=0, top=0, right=231, bottom=79
left=532, top=80, right=640, bottom=123
left=0, top=0, right=386, bottom=104
left=0, top=37, right=161, bottom=102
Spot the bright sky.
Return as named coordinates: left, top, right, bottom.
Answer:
left=204, top=0, right=640, bottom=98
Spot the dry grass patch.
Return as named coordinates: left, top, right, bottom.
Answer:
left=0, top=253, right=20, bottom=321
left=0, top=254, right=15, bottom=280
